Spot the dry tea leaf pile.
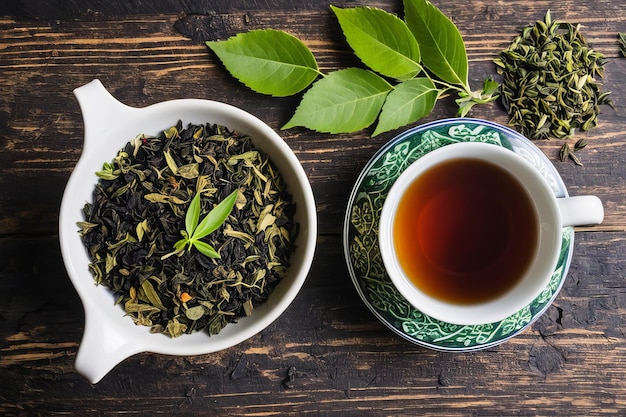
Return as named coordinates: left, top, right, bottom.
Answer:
left=78, top=121, right=297, bottom=337
left=495, top=11, right=612, bottom=141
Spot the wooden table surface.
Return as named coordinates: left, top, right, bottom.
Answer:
left=1, top=0, right=625, bottom=415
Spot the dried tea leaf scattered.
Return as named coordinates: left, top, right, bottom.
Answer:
left=559, top=139, right=588, bottom=166
left=619, top=33, right=626, bottom=57
left=79, top=121, right=297, bottom=337
left=495, top=11, right=612, bottom=140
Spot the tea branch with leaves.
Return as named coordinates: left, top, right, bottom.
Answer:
left=206, top=0, right=499, bottom=137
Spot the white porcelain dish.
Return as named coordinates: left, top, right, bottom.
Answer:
left=59, top=79, right=317, bottom=384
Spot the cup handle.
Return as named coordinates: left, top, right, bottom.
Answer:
left=557, top=196, right=604, bottom=227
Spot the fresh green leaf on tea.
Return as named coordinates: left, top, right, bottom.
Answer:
left=192, top=240, right=220, bottom=258
left=403, top=0, right=468, bottom=87
left=373, top=77, right=438, bottom=136
left=331, top=5, right=422, bottom=81
left=186, top=192, right=201, bottom=236
left=174, top=237, right=188, bottom=251
left=193, top=189, right=239, bottom=240
left=282, top=68, right=392, bottom=133
left=206, top=29, right=320, bottom=97
left=166, top=189, right=239, bottom=259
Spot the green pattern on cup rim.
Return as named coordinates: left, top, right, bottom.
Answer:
left=343, top=118, right=574, bottom=351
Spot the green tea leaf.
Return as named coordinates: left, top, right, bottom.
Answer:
left=185, top=305, right=206, bottom=321
left=124, top=303, right=161, bottom=314
left=174, top=237, right=188, bottom=251
left=331, top=5, right=422, bottom=81
left=164, top=318, right=187, bottom=338
left=193, top=189, right=239, bottom=240
left=186, top=192, right=201, bottom=236
left=243, top=298, right=254, bottom=316
left=619, top=33, right=626, bottom=57
left=193, top=240, right=220, bottom=258
left=135, top=219, right=148, bottom=241
left=177, top=163, right=199, bottom=179
left=207, top=29, right=319, bottom=97
left=163, top=149, right=179, bottom=175
left=282, top=68, right=393, bottom=133
left=403, top=0, right=468, bottom=87
left=95, top=162, right=119, bottom=180
left=373, top=77, right=438, bottom=136
left=140, top=279, right=166, bottom=311
left=143, top=193, right=186, bottom=204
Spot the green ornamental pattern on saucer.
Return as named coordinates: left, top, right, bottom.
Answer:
left=343, top=118, right=574, bottom=351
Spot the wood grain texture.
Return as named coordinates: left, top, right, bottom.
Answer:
left=1, top=0, right=626, bottom=415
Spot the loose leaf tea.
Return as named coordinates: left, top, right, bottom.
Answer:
left=78, top=121, right=297, bottom=337
left=620, top=33, right=626, bottom=57
left=495, top=11, right=612, bottom=140
left=206, top=0, right=499, bottom=136
left=559, top=139, right=587, bottom=166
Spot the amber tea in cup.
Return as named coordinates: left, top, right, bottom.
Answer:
left=393, top=157, right=538, bottom=305
left=379, top=141, right=604, bottom=325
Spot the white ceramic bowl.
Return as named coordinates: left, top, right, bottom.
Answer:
left=59, top=79, right=317, bottom=383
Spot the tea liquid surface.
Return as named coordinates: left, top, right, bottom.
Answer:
left=393, top=158, right=538, bottom=305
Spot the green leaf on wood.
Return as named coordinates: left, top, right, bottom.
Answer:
left=373, top=77, right=438, bottom=136
left=282, top=68, right=392, bottom=133
left=205, top=2, right=498, bottom=135
left=206, top=29, right=320, bottom=97
left=403, top=0, right=469, bottom=87
left=331, top=5, right=422, bottom=81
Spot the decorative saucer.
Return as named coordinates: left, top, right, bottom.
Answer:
left=343, top=118, right=574, bottom=351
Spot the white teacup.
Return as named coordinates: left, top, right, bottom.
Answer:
left=379, top=141, right=603, bottom=325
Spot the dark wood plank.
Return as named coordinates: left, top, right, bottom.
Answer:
left=1, top=232, right=626, bottom=415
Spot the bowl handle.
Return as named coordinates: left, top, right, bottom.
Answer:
left=73, top=79, right=138, bottom=155
left=74, top=306, right=143, bottom=384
